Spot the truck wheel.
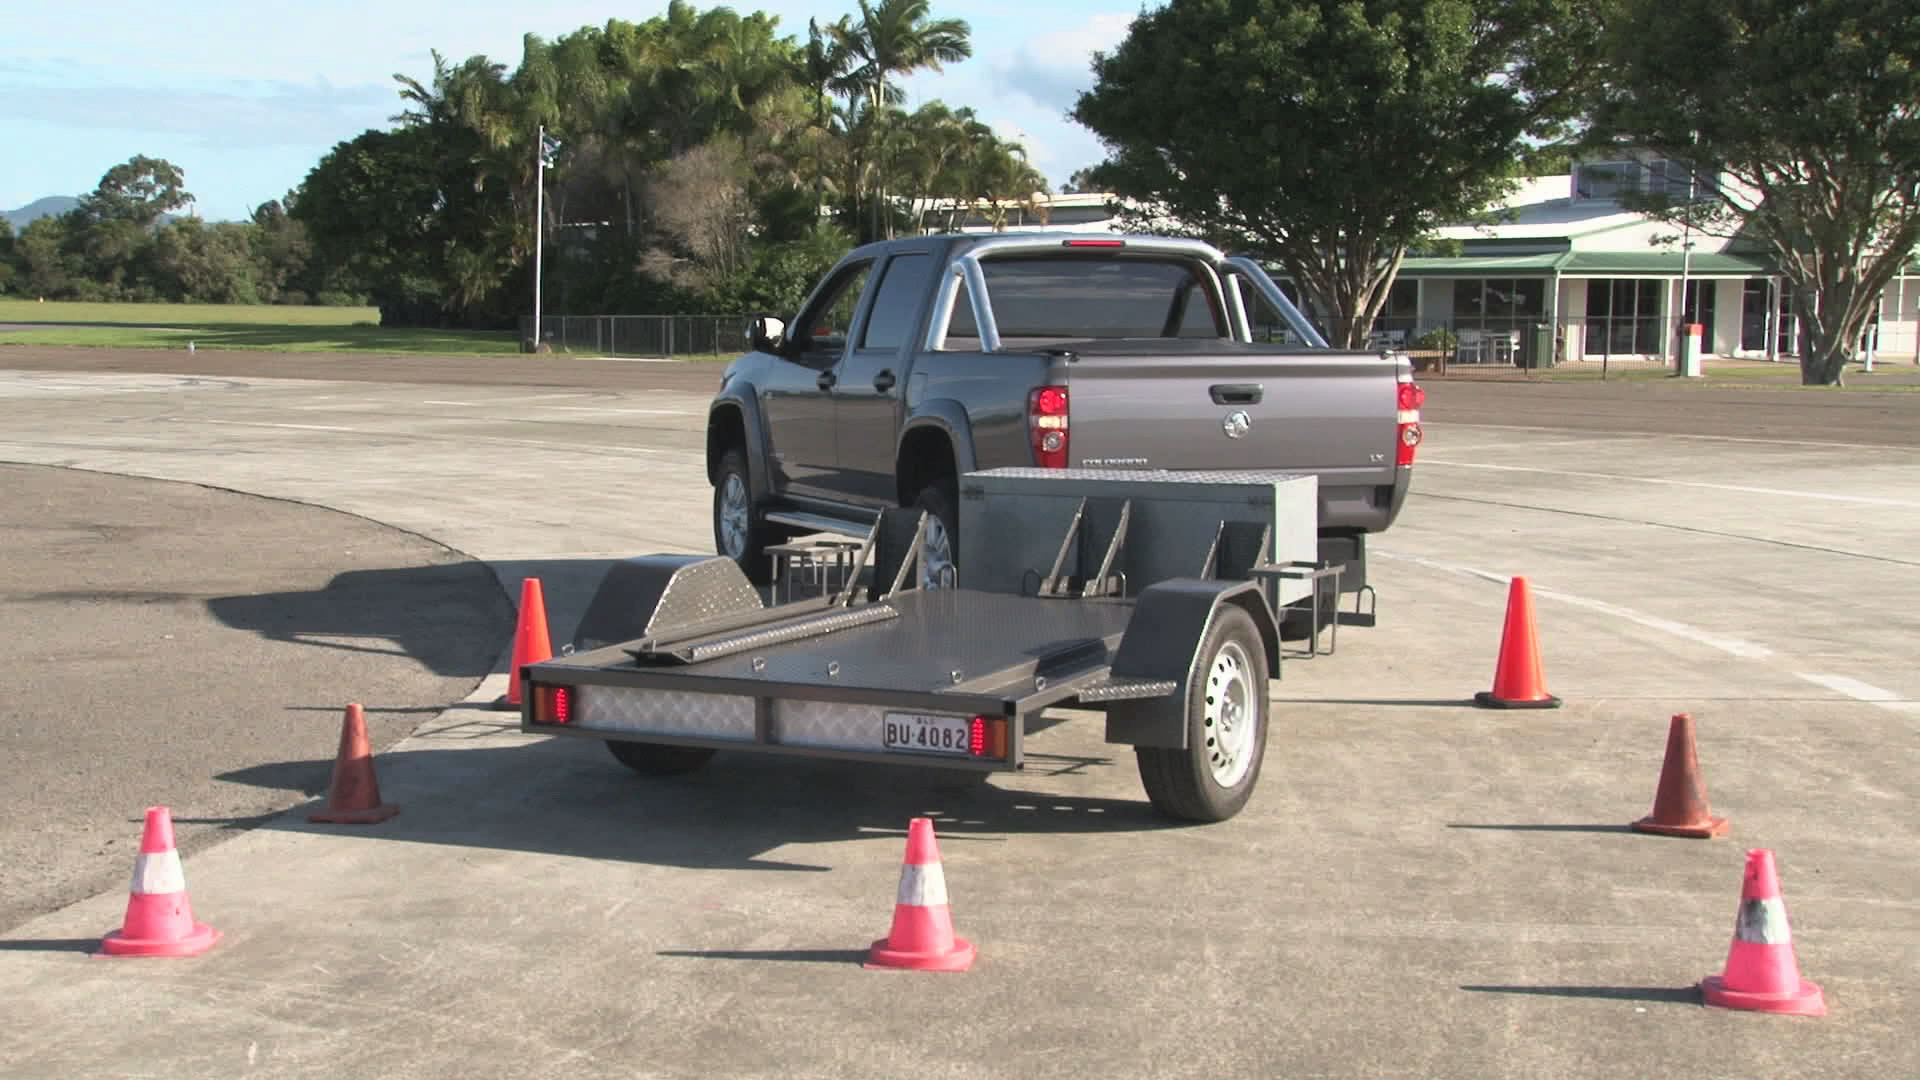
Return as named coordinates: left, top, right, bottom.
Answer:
left=713, top=447, right=777, bottom=585
left=606, top=740, right=716, bottom=776
left=909, top=481, right=959, bottom=589
left=1134, top=605, right=1269, bottom=822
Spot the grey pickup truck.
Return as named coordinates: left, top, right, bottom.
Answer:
left=706, top=232, right=1424, bottom=628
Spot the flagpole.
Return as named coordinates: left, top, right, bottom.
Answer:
left=533, top=124, right=546, bottom=354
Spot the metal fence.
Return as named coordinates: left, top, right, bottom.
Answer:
left=1258, top=314, right=1892, bottom=368
left=519, top=314, right=749, bottom=358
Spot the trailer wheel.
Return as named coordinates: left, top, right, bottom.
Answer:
left=712, top=447, right=778, bottom=585
left=606, top=740, right=717, bottom=777
left=1135, top=605, right=1269, bottom=822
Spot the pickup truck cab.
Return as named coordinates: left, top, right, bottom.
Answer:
left=706, top=232, right=1423, bottom=623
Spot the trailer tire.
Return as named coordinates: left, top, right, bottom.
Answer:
left=606, top=740, right=717, bottom=777
left=712, top=446, right=778, bottom=585
left=1134, top=605, right=1269, bottom=822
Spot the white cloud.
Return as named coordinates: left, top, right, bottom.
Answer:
left=992, top=12, right=1134, bottom=115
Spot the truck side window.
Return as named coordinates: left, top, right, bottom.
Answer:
left=861, top=254, right=934, bottom=351
left=797, top=261, right=874, bottom=353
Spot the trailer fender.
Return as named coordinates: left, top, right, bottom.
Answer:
left=572, top=554, right=764, bottom=653
left=1102, top=578, right=1280, bottom=749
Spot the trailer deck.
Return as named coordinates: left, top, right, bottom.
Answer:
left=521, top=469, right=1337, bottom=819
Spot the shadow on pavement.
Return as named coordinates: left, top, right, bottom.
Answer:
left=1446, top=824, right=1634, bottom=834
left=0, top=938, right=105, bottom=954
left=1460, top=984, right=1702, bottom=1005
left=656, top=948, right=871, bottom=964
left=205, top=558, right=524, bottom=679
left=195, top=736, right=1171, bottom=874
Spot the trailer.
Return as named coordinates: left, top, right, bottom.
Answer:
left=520, top=469, right=1342, bottom=822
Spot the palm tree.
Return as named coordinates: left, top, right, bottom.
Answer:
left=831, top=0, right=972, bottom=239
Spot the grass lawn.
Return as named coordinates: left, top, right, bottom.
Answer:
left=0, top=299, right=520, bottom=355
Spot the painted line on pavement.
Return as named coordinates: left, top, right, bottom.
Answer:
left=1384, top=551, right=1917, bottom=715
left=197, top=418, right=358, bottom=434
left=532, top=405, right=695, bottom=416
left=1418, top=459, right=1920, bottom=507
left=1436, top=421, right=1920, bottom=453
left=1376, top=551, right=1776, bottom=658
left=1796, top=673, right=1920, bottom=716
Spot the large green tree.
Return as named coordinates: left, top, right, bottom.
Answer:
left=1588, top=0, right=1920, bottom=386
left=1073, top=0, right=1597, bottom=347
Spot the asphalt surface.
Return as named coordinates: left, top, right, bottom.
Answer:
left=0, top=463, right=512, bottom=934
left=0, top=346, right=1915, bottom=1080
left=5, top=342, right=1918, bottom=445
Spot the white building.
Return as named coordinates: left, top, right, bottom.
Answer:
left=929, top=163, right=1920, bottom=367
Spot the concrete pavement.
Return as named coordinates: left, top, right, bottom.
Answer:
left=0, top=360, right=1915, bottom=1079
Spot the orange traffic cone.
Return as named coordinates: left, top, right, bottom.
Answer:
left=100, top=807, right=220, bottom=957
left=866, top=818, right=975, bottom=972
left=309, top=703, right=400, bottom=824
left=1473, top=576, right=1561, bottom=709
left=493, top=577, right=553, bottom=711
left=1632, top=713, right=1729, bottom=838
left=1701, top=849, right=1826, bottom=1015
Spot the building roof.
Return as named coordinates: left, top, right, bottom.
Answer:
left=1394, top=249, right=1777, bottom=278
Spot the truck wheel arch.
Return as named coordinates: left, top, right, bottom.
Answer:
left=894, top=406, right=976, bottom=506
left=707, top=391, right=771, bottom=501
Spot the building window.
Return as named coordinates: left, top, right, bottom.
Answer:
left=1575, top=158, right=1715, bottom=202
left=1575, top=161, right=1638, bottom=200
left=1584, top=279, right=1660, bottom=356
left=1741, top=279, right=1771, bottom=352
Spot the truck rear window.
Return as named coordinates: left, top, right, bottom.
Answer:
left=948, top=257, right=1226, bottom=341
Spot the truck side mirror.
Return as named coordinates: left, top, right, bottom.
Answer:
left=748, top=315, right=787, bottom=354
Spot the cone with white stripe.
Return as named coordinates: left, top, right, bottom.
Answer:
left=1700, top=848, right=1825, bottom=1015
left=866, top=817, right=975, bottom=972
left=100, top=807, right=220, bottom=957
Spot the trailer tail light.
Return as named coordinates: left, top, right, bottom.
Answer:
left=968, top=715, right=1008, bottom=759
left=1029, top=386, right=1070, bottom=469
left=1395, top=373, right=1424, bottom=466
left=531, top=684, right=572, bottom=726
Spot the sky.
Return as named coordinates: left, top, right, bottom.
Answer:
left=0, top=1, right=1136, bottom=222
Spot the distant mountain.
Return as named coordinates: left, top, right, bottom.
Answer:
left=4, top=196, right=80, bottom=230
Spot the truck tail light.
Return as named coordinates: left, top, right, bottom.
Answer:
left=968, top=715, right=1008, bottom=759
left=1028, top=386, right=1069, bottom=469
left=1395, top=373, right=1424, bottom=466
left=531, top=684, right=572, bottom=726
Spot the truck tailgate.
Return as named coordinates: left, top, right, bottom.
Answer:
left=1063, top=344, right=1403, bottom=495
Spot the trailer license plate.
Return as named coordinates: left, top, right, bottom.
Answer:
left=883, top=712, right=973, bottom=756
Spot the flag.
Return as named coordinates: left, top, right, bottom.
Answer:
left=539, top=132, right=561, bottom=169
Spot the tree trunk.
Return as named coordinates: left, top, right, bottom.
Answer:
left=1793, top=288, right=1852, bottom=386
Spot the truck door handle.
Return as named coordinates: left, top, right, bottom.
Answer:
left=1210, top=383, right=1264, bottom=405
left=817, top=370, right=838, bottom=391
left=873, top=369, right=896, bottom=392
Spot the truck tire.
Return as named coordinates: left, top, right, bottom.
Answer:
left=712, top=446, right=778, bottom=585
left=606, top=740, right=716, bottom=776
left=908, top=480, right=959, bottom=589
left=1134, top=605, right=1269, bottom=822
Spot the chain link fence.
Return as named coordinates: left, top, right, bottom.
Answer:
left=518, top=314, right=749, bottom=358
